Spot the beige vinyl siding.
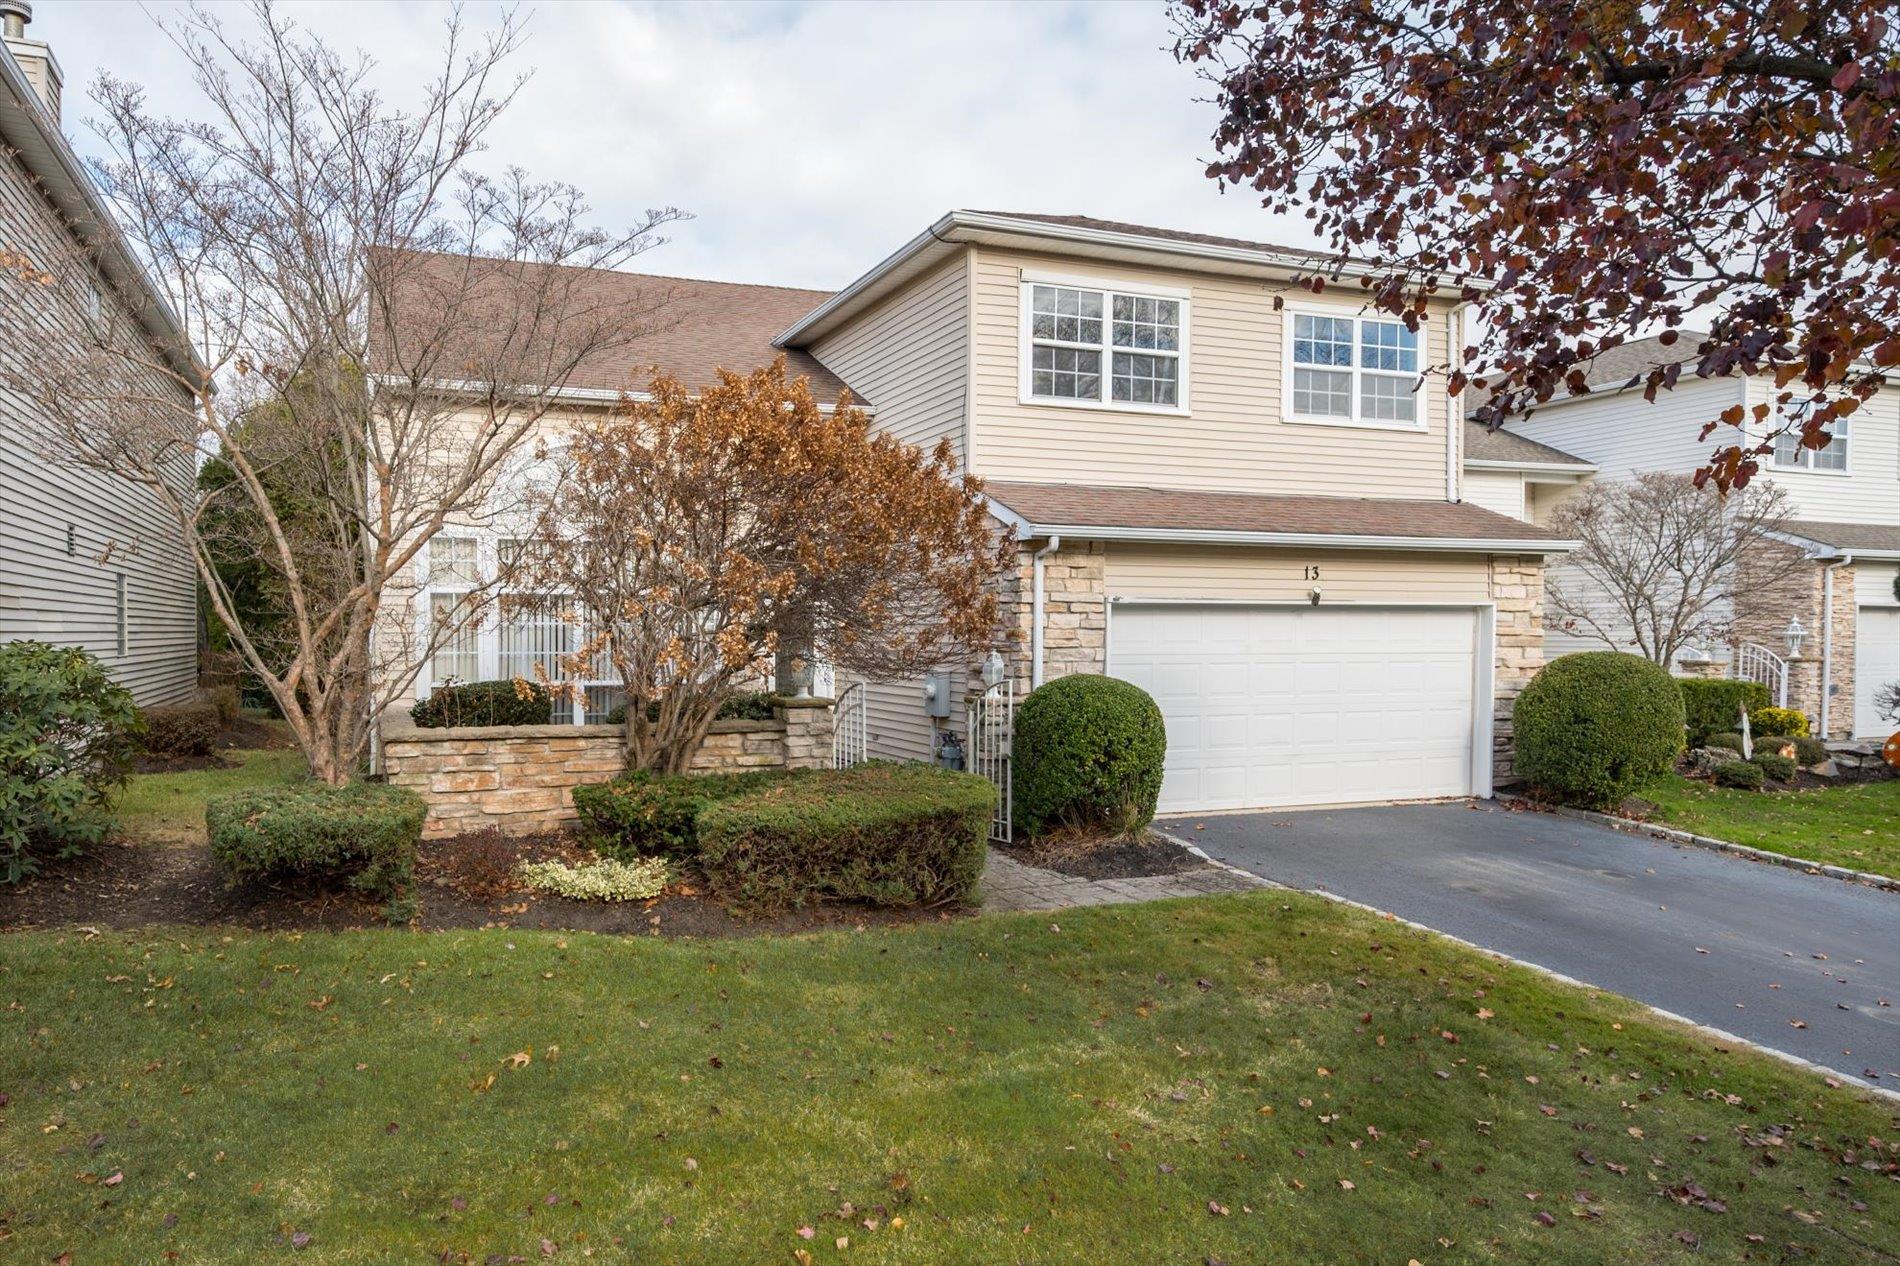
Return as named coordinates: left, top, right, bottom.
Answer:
left=809, top=252, right=969, bottom=463
left=1461, top=469, right=1527, bottom=520
left=1746, top=377, right=1900, bottom=526
left=856, top=675, right=941, bottom=764
left=1859, top=561, right=1899, bottom=606
left=0, top=145, right=197, bottom=706
left=1105, top=545, right=1489, bottom=603
left=967, top=247, right=1455, bottom=499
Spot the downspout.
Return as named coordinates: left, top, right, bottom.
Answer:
left=1030, top=535, right=1062, bottom=689
left=1446, top=306, right=1462, bottom=502
left=1820, top=553, right=1851, bottom=738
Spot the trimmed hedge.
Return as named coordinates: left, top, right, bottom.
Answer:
left=1713, top=760, right=1764, bottom=790
left=1750, top=705, right=1809, bottom=737
left=1750, top=751, right=1798, bottom=783
left=142, top=701, right=220, bottom=757
left=1515, top=652, right=1684, bottom=808
left=1012, top=674, right=1167, bottom=837
left=571, top=769, right=787, bottom=859
left=1708, top=731, right=1747, bottom=755
left=1789, top=735, right=1829, bottom=766
left=1678, top=678, right=1771, bottom=747
left=696, top=764, right=993, bottom=913
left=207, top=782, right=424, bottom=899
left=603, top=691, right=779, bottom=726
left=409, top=679, right=553, bottom=728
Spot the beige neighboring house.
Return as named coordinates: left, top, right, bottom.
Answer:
left=0, top=3, right=201, bottom=704
left=388, top=211, right=1579, bottom=814
left=1467, top=333, right=1900, bottom=741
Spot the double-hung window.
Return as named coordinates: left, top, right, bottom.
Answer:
left=1024, top=280, right=1185, bottom=410
left=426, top=536, right=481, bottom=686
left=1288, top=312, right=1422, bottom=428
left=1772, top=400, right=1848, bottom=471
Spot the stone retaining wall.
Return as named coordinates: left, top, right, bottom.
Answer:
left=382, top=699, right=836, bottom=838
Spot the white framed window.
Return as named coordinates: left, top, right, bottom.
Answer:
left=1771, top=399, right=1848, bottom=472
left=115, top=573, right=128, bottom=657
left=1285, top=309, right=1424, bottom=429
left=1020, top=275, right=1188, bottom=413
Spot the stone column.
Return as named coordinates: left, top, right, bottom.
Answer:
left=1489, top=553, right=1546, bottom=784
left=778, top=697, right=836, bottom=771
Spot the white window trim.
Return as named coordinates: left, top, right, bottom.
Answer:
left=1016, top=272, right=1191, bottom=417
left=1280, top=303, right=1430, bottom=433
left=416, top=532, right=622, bottom=726
left=1768, top=402, right=1852, bottom=476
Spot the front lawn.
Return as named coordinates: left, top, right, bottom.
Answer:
left=1639, top=773, right=1900, bottom=880
left=2, top=896, right=1893, bottom=1263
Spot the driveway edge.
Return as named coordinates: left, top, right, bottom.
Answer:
left=1548, top=806, right=1899, bottom=894
left=1160, top=830, right=1900, bottom=1105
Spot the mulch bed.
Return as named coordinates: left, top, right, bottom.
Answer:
left=133, top=715, right=293, bottom=774
left=0, top=828, right=957, bottom=938
left=1002, top=828, right=1203, bottom=881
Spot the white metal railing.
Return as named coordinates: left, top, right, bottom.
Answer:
left=1732, top=642, right=1789, bottom=708
left=966, top=681, right=1014, bottom=844
left=832, top=681, right=867, bottom=769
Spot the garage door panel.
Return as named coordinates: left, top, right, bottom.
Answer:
left=1111, top=604, right=1481, bottom=813
left=1856, top=608, right=1899, bottom=739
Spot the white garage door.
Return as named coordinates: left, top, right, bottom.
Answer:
left=1855, top=607, right=1899, bottom=739
left=1109, top=604, right=1485, bottom=813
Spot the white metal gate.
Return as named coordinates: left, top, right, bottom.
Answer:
left=966, top=681, right=1013, bottom=844
left=1733, top=642, right=1789, bottom=707
left=832, top=681, right=867, bottom=769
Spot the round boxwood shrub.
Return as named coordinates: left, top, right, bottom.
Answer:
left=1513, top=652, right=1684, bottom=808
left=1750, top=751, right=1798, bottom=783
left=1788, top=735, right=1829, bottom=766
left=207, top=781, right=424, bottom=899
left=1713, top=760, right=1765, bottom=790
left=1011, top=674, right=1166, bottom=837
left=1707, top=731, right=1747, bottom=755
left=1749, top=705, right=1810, bottom=738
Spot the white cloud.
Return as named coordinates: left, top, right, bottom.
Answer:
left=32, top=0, right=1321, bottom=290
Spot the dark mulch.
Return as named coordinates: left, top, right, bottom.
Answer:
left=0, top=829, right=957, bottom=938
left=1003, top=828, right=1203, bottom=881
left=134, top=715, right=293, bottom=773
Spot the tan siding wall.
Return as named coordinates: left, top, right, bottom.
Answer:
left=1461, top=469, right=1527, bottom=520
left=1104, top=544, right=1490, bottom=603
left=966, top=247, right=1455, bottom=499
left=809, top=252, right=968, bottom=463
left=0, top=146, right=198, bottom=706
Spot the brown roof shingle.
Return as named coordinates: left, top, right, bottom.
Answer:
left=1463, top=420, right=1592, bottom=467
left=368, top=248, right=855, bottom=404
left=983, top=480, right=1565, bottom=547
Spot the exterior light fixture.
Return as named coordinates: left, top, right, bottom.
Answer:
left=980, top=649, right=1006, bottom=689
left=1784, top=615, right=1807, bottom=659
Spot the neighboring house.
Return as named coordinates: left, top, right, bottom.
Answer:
left=1470, top=333, right=1900, bottom=741
left=386, top=210, right=1578, bottom=814
left=0, top=3, right=201, bottom=704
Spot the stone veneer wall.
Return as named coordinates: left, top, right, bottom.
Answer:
left=383, top=700, right=836, bottom=839
left=1488, top=554, right=1546, bottom=783
left=1733, top=542, right=1858, bottom=737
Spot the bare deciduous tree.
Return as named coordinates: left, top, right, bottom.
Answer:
left=1544, top=473, right=1809, bottom=666
left=519, top=359, right=1015, bottom=773
left=2, top=2, right=683, bottom=784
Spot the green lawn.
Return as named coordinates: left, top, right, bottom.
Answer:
left=2, top=896, right=1892, bottom=1263
left=112, top=747, right=309, bottom=844
left=1639, top=773, right=1900, bottom=880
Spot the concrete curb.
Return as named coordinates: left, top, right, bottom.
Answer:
left=1550, top=805, right=1900, bottom=894
left=1158, top=829, right=1900, bottom=1105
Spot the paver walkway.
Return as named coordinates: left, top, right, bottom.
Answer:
left=980, top=848, right=1267, bottom=912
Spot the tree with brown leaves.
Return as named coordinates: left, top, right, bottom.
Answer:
left=1174, top=0, right=1896, bottom=489
left=3, top=3, right=683, bottom=784
left=518, top=359, right=1014, bottom=773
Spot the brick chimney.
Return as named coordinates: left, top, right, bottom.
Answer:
left=2, top=1, right=62, bottom=122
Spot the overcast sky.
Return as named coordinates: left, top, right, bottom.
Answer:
left=34, top=0, right=1321, bottom=292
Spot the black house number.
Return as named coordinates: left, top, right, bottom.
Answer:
left=1303, top=565, right=1321, bottom=581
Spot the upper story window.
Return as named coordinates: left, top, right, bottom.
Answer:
left=1022, top=279, right=1186, bottom=412
left=1772, top=400, right=1848, bottom=472
left=1288, top=311, right=1422, bottom=428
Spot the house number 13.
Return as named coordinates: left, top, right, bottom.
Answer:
left=1303, top=565, right=1321, bottom=581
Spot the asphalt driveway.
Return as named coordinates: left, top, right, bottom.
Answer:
left=1163, top=802, right=1899, bottom=1085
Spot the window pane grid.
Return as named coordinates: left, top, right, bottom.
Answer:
left=1029, top=284, right=1181, bottom=407
left=429, top=593, right=480, bottom=685
left=1774, top=403, right=1847, bottom=470
left=1291, top=314, right=1421, bottom=424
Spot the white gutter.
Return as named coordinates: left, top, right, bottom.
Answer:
left=1030, top=535, right=1062, bottom=689
left=1820, top=554, right=1851, bottom=736
left=1463, top=457, right=1597, bottom=475
left=1001, top=523, right=1579, bottom=555
left=363, top=373, right=871, bottom=415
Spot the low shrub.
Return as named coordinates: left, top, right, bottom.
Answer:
left=517, top=855, right=668, bottom=901
left=1677, top=678, right=1770, bottom=747
left=409, top=679, right=553, bottom=729
left=697, top=763, right=993, bottom=913
left=141, top=701, right=221, bottom=756
left=206, top=782, right=424, bottom=899
left=1750, top=751, right=1798, bottom=783
left=202, top=684, right=242, bottom=726
left=1713, top=760, right=1765, bottom=790
left=1789, top=736, right=1829, bottom=766
left=572, top=769, right=787, bottom=859
left=1749, top=705, right=1809, bottom=737
left=0, top=641, right=142, bottom=882
left=604, top=691, right=779, bottom=726
left=1012, top=675, right=1167, bottom=837
left=1708, top=731, right=1747, bottom=754
left=1515, top=653, right=1685, bottom=807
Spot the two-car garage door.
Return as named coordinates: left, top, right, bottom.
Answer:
left=1109, top=603, right=1487, bottom=814
left=1856, top=606, right=1899, bottom=740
